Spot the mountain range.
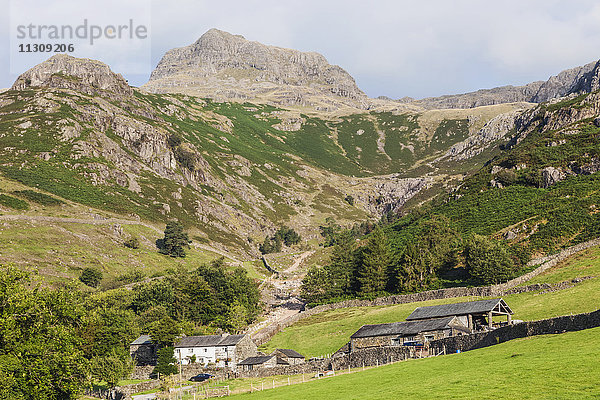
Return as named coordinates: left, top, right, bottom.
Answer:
left=1, top=28, right=599, bottom=280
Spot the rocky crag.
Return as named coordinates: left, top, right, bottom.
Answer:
left=413, top=59, right=600, bottom=109
left=143, top=29, right=371, bottom=112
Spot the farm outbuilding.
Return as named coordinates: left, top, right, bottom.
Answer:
left=130, top=335, right=158, bottom=365
left=238, top=355, right=289, bottom=371
left=350, top=316, right=470, bottom=351
left=406, top=298, right=514, bottom=331
left=272, top=349, right=305, bottom=365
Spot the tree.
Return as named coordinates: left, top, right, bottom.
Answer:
left=90, top=352, right=132, bottom=388
left=147, top=316, right=182, bottom=346
left=464, top=235, right=516, bottom=284
left=0, top=266, right=89, bottom=399
left=319, top=217, right=342, bottom=247
left=301, top=266, right=332, bottom=303
left=80, top=266, right=103, bottom=287
left=153, top=347, right=178, bottom=377
left=357, top=226, right=390, bottom=295
left=327, top=231, right=357, bottom=297
left=158, top=221, right=190, bottom=258
left=395, top=216, right=462, bottom=292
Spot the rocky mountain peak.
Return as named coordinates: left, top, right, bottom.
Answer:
left=143, top=28, right=369, bottom=111
left=11, top=54, right=133, bottom=96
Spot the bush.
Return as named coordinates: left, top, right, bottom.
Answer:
left=12, top=190, right=64, bottom=206
left=496, top=169, right=517, bottom=186
left=80, top=267, right=103, bottom=288
left=0, top=194, right=29, bottom=210
left=124, top=237, right=140, bottom=249
left=344, top=195, right=355, bottom=206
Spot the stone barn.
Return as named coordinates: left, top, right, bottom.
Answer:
left=350, top=316, right=470, bottom=351
left=238, top=355, right=289, bottom=371
left=406, top=298, right=514, bottom=331
left=271, top=349, right=305, bottom=365
left=130, top=335, right=158, bottom=365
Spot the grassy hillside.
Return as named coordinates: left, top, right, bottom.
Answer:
left=263, top=244, right=600, bottom=357
left=0, top=80, right=520, bottom=254
left=239, top=327, right=600, bottom=399
left=0, top=176, right=271, bottom=287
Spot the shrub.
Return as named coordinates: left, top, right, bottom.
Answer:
left=0, top=194, right=29, bottom=210
left=12, top=190, right=64, bottom=206
left=124, top=237, right=140, bottom=249
left=80, top=267, right=103, bottom=288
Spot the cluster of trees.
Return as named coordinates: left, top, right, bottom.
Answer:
left=259, top=226, right=301, bottom=254
left=319, top=217, right=375, bottom=247
left=302, top=216, right=526, bottom=304
left=0, top=258, right=261, bottom=398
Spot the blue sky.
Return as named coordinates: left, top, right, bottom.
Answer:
left=2, top=0, right=600, bottom=99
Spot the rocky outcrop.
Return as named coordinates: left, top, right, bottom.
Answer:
left=437, top=109, right=523, bottom=162
left=413, top=59, right=600, bottom=109
left=11, top=54, right=132, bottom=97
left=541, top=166, right=565, bottom=188
left=143, top=29, right=369, bottom=110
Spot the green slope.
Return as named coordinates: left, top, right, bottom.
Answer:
left=238, top=327, right=600, bottom=400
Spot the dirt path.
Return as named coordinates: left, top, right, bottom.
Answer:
left=247, top=251, right=311, bottom=339
left=284, top=250, right=314, bottom=274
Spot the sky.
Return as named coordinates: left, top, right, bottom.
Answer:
left=2, top=0, right=600, bottom=99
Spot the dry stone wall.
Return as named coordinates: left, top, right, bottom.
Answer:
left=429, top=309, right=600, bottom=354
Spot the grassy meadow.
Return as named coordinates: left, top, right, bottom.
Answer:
left=240, top=327, right=600, bottom=400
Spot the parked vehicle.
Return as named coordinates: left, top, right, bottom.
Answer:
left=189, top=373, right=213, bottom=382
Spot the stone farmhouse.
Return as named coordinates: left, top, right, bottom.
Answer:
left=174, top=334, right=257, bottom=370
left=406, top=298, right=514, bottom=331
left=272, top=349, right=306, bottom=365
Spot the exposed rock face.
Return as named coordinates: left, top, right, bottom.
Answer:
left=541, top=167, right=565, bottom=188
left=143, top=29, right=369, bottom=110
left=436, top=109, right=523, bottom=162
left=11, top=54, right=132, bottom=96
left=414, top=60, right=600, bottom=109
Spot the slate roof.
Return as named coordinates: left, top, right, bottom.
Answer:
left=130, top=335, right=153, bottom=345
left=175, top=334, right=245, bottom=348
left=275, top=349, right=305, bottom=358
left=406, top=298, right=513, bottom=321
left=350, top=316, right=460, bottom=339
left=238, top=356, right=274, bottom=365
left=219, top=335, right=246, bottom=346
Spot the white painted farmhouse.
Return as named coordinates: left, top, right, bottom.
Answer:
left=174, top=334, right=257, bottom=370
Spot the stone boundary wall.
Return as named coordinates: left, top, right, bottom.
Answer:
left=429, top=308, right=600, bottom=354
left=251, top=238, right=600, bottom=345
